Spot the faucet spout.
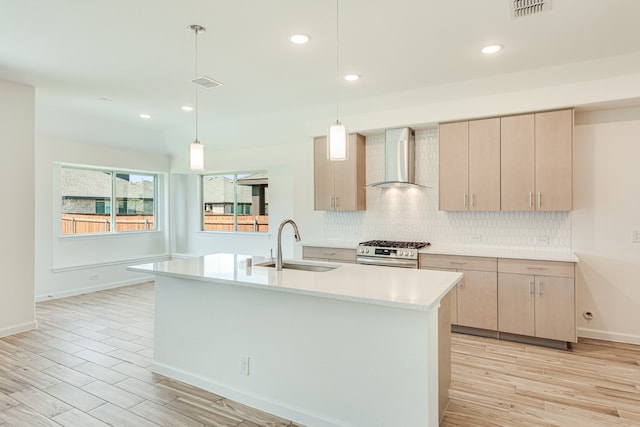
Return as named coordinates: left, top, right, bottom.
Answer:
left=276, top=219, right=301, bottom=271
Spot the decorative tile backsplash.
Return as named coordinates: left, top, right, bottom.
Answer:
left=322, top=128, right=572, bottom=250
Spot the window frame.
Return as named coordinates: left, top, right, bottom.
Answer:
left=200, top=170, right=269, bottom=234
left=59, top=165, right=159, bottom=237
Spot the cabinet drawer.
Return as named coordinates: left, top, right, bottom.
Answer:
left=498, top=258, right=575, bottom=278
left=303, top=246, right=356, bottom=263
left=420, top=254, right=497, bottom=272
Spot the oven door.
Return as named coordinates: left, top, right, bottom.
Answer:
left=356, top=256, right=418, bottom=269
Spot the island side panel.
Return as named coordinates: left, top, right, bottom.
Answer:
left=152, top=275, right=440, bottom=427
left=438, top=288, right=453, bottom=421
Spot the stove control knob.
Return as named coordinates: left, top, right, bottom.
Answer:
left=409, top=251, right=414, bottom=256
left=400, top=251, right=406, bottom=256
left=365, top=248, right=369, bottom=254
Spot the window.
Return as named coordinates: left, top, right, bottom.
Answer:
left=202, top=171, right=268, bottom=233
left=61, top=167, right=157, bottom=235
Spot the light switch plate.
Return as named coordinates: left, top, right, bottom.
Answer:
left=240, top=356, right=250, bottom=375
left=632, top=230, right=640, bottom=243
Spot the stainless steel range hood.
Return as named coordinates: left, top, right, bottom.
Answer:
left=367, top=127, right=426, bottom=188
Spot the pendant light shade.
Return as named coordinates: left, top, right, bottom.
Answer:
left=189, top=24, right=205, bottom=171
left=328, top=0, right=348, bottom=161
left=190, top=140, right=205, bottom=171
left=328, top=120, right=348, bottom=161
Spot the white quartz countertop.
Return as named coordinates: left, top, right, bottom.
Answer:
left=421, top=244, right=579, bottom=262
left=301, top=241, right=578, bottom=262
left=128, top=253, right=462, bottom=312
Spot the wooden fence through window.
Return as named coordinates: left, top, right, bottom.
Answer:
left=62, top=213, right=269, bottom=234
left=61, top=214, right=154, bottom=234
left=203, top=214, right=269, bottom=232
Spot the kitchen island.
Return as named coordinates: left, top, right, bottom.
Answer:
left=128, top=253, right=462, bottom=427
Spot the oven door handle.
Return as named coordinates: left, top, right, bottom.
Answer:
left=356, top=257, right=418, bottom=268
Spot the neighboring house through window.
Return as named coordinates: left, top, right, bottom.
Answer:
left=61, top=167, right=157, bottom=235
left=202, top=171, right=268, bottom=232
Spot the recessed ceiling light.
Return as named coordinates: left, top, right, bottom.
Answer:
left=481, top=44, right=503, bottom=55
left=344, top=74, right=360, bottom=81
left=289, top=34, right=310, bottom=44
left=181, top=105, right=194, bottom=112
left=139, top=113, right=151, bottom=119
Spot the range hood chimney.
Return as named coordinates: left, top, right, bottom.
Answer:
left=368, top=127, right=426, bottom=188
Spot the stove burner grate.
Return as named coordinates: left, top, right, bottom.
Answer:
left=358, top=240, right=430, bottom=250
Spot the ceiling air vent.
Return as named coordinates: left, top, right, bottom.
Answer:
left=510, top=0, right=551, bottom=18
left=192, top=75, right=223, bottom=89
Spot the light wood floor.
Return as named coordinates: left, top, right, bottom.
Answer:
left=1, top=282, right=639, bottom=426
left=0, top=282, right=300, bottom=427
left=442, top=332, right=640, bottom=427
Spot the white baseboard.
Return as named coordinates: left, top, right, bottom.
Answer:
left=151, top=361, right=344, bottom=427
left=35, top=276, right=154, bottom=302
left=0, top=320, right=37, bottom=339
left=578, top=327, right=640, bottom=346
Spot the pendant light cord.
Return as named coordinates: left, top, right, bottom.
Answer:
left=335, top=0, right=340, bottom=122
left=194, top=27, right=199, bottom=143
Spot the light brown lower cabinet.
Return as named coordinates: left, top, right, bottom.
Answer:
left=302, top=246, right=356, bottom=263
left=420, top=254, right=498, bottom=331
left=456, top=270, right=498, bottom=330
left=498, top=259, right=576, bottom=342
left=421, top=254, right=577, bottom=344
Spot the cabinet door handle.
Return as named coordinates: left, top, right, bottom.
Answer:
left=330, top=196, right=334, bottom=208
left=537, top=281, right=542, bottom=297
left=528, top=279, right=533, bottom=296
left=526, top=267, right=547, bottom=271
left=463, top=193, right=467, bottom=208
left=529, top=192, right=533, bottom=209
left=335, top=197, right=340, bottom=207
left=323, top=252, right=336, bottom=256
left=471, top=193, right=475, bottom=208
left=449, top=261, right=467, bottom=265
left=537, top=192, right=541, bottom=210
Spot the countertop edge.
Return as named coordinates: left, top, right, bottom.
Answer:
left=420, top=246, right=579, bottom=263
left=128, top=258, right=461, bottom=313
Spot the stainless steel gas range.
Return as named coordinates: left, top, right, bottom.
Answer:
left=356, top=240, right=430, bottom=269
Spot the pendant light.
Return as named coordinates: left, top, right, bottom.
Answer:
left=189, top=24, right=205, bottom=171
left=328, top=0, right=348, bottom=161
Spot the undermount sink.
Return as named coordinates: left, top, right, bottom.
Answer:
left=256, top=260, right=337, bottom=272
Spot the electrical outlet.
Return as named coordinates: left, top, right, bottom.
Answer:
left=536, top=236, right=549, bottom=245
left=632, top=230, right=640, bottom=243
left=89, top=274, right=99, bottom=280
left=240, top=356, right=250, bottom=376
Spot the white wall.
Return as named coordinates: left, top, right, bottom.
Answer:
left=573, top=107, right=640, bottom=344
left=34, top=136, right=171, bottom=300
left=0, top=79, right=36, bottom=337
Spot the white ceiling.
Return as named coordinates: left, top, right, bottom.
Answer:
left=2, top=0, right=640, bottom=154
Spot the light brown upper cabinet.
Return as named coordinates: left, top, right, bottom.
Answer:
left=501, top=109, right=573, bottom=211
left=439, top=118, right=501, bottom=211
left=314, top=133, right=366, bottom=211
